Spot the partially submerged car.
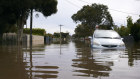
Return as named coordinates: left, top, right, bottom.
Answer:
left=92, top=30, right=125, bottom=49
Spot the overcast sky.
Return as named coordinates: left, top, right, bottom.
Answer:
left=26, top=0, right=140, bottom=35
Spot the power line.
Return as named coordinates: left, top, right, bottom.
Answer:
left=65, top=0, right=81, bottom=8
left=65, top=0, right=139, bottom=16
left=78, top=0, right=91, bottom=4
left=77, top=0, right=139, bottom=16
left=109, top=9, right=139, bottom=15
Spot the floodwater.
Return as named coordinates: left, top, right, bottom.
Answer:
left=0, top=41, right=140, bottom=79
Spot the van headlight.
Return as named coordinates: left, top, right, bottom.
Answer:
left=93, top=41, right=100, bottom=46
left=119, top=43, right=125, bottom=47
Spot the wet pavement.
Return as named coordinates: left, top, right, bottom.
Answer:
left=0, top=41, right=140, bottom=79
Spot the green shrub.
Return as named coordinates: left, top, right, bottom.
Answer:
left=45, top=33, right=53, bottom=37
left=23, top=28, right=46, bottom=36
left=130, top=23, right=140, bottom=41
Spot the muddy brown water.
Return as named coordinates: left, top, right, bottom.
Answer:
left=0, top=41, right=140, bottom=79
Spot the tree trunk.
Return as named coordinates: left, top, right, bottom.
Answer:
left=17, top=13, right=25, bottom=45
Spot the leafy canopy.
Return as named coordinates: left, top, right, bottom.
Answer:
left=72, top=3, right=113, bottom=29
left=0, top=0, right=58, bottom=34
left=74, top=24, right=93, bottom=38
left=72, top=3, right=113, bottom=37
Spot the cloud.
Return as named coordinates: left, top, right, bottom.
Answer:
left=27, top=0, right=140, bottom=34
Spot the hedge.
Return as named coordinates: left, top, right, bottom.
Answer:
left=23, top=28, right=46, bottom=36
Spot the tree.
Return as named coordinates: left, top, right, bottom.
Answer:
left=45, top=33, right=53, bottom=37
left=61, top=32, right=69, bottom=39
left=126, top=16, right=140, bottom=41
left=118, top=26, right=129, bottom=36
left=72, top=3, right=113, bottom=35
left=136, top=18, right=140, bottom=24
left=53, top=32, right=69, bottom=39
left=0, top=0, right=58, bottom=42
left=74, top=24, right=93, bottom=38
left=75, top=24, right=84, bottom=38
left=127, top=16, right=133, bottom=34
left=0, top=0, right=20, bottom=35
left=53, top=32, right=60, bottom=38
left=130, top=18, right=140, bottom=41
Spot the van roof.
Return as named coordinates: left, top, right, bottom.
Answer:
left=93, top=30, right=120, bottom=38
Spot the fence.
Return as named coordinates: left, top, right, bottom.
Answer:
left=2, top=33, right=44, bottom=46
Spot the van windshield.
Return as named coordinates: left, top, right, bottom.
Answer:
left=94, top=30, right=121, bottom=39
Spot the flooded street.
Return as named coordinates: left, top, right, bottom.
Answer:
left=0, top=41, right=140, bottom=79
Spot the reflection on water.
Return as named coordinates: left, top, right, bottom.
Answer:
left=0, top=45, right=28, bottom=79
left=73, top=41, right=140, bottom=79
left=126, top=48, right=140, bottom=66
left=23, top=44, right=59, bottom=79
left=73, top=41, right=112, bottom=77
left=0, top=44, right=59, bottom=79
left=0, top=41, right=140, bottom=79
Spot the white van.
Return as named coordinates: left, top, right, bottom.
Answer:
left=92, top=30, right=125, bottom=49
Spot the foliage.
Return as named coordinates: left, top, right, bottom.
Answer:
left=72, top=3, right=113, bottom=30
left=126, top=16, right=140, bottom=41
left=53, top=32, right=69, bottom=38
left=74, top=24, right=93, bottom=38
left=136, top=18, right=140, bottom=24
left=98, top=25, right=113, bottom=30
left=0, top=24, right=17, bottom=34
left=0, top=0, right=58, bottom=35
left=62, top=32, right=69, bottom=38
left=127, top=16, right=133, bottom=34
left=114, top=16, right=140, bottom=41
left=45, top=33, right=53, bottom=37
left=53, top=32, right=60, bottom=38
left=23, top=28, right=46, bottom=36
left=72, top=3, right=113, bottom=37
left=114, top=26, right=129, bottom=36
left=130, top=23, right=140, bottom=41
left=72, top=34, right=77, bottom=38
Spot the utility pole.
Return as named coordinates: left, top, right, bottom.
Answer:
left=59, top=24, right=63, bottom=41
left=59, top=24, right=63, bottom=55
left=29, top=8, right=33, bottom=79
left=30, top=9, right=33, bottom=46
